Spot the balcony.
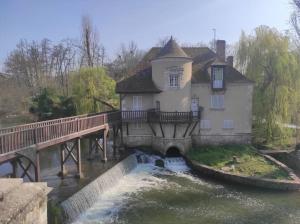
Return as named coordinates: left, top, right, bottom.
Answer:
left=121, top=109, right=201, bottom=123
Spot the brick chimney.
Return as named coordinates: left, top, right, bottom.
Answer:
left=216, top=40, right=226, bottom=61
left=227, top=56, right=233, bottom=67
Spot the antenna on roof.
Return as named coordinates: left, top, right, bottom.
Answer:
left=212, top=28, right=216, bottom=51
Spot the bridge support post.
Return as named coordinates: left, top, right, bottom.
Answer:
left=58, top=145, right=67, bottom=178
left=112, top=125, right=117, bottom=158
left=75, top=138, right=82, bottom=178
left=35, top=151, right=41, bottom=182
left=102, top=128, right=108, bottom=162
left=87, top=128, right=108, bottom=162
left=10, top=159, right=17, bottom=178
left=58, top=139, right=82, bottom=179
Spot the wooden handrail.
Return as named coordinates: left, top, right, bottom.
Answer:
left=0, top=109, right=201, bottom=156
left=0, top=113, right=112, bottom=155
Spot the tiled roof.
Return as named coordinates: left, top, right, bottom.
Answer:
left=116, top=67, right=161, bottom=94
left=192, top=62, right=255, bottom=84
left=116, top=43, right=253, bottom=93
left=155, top=37, right=191, bottom=59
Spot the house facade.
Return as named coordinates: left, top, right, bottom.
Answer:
left=116, top=38, right=253, bottom=155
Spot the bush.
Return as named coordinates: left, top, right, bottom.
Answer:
left=30, top=88, right=76, bottom=120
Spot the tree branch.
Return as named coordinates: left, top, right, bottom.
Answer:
left=92, top=96, right=116, bottom=110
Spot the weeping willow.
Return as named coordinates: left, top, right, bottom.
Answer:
left=236, top=26, right=300, bottom=144
left=70, top=67, right=119, bottom=114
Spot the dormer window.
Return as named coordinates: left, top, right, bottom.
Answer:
left=212, top=66, right=224, bottom=89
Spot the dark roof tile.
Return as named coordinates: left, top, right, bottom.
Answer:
left=155, top=37, right=191, bottom=59
left=116, top=43, right=253, bottom=93
left=116, top=67, right=161, bottom=94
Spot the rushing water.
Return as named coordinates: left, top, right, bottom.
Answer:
left=72, top=152, right=300, bottom=224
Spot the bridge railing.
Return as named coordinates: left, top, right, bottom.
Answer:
left=0, top=113, right=109, bottom=155
left=0, top=114, right=88, bottom=135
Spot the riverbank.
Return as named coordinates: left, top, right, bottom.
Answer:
left=186, top=145, right=300, bottom=190
left=187, top=145, right=290, bottom=179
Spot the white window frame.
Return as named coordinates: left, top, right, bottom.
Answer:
left=169, top=73, right=180, bottom=88
left=212, top=67, right=224, bottom=88
left=223, top=120, right=234, bottom=129
left=210, top=95, right=224, bottom=109
left=165, top=66, right=183, bottom=89
left=200, top=120, right=211, bottom=129
left=156, top=101, right=160, bottom=111
left=191, top=98, right=199, bottom=117
left=132, top=96, right=142, bottom=111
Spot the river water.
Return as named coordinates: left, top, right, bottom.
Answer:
left=73, top=154, right=300, bottom=224
left=2, top=117, right=300, bottom=223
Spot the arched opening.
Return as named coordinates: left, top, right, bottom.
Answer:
left=165, top=147, right=181, bottom=157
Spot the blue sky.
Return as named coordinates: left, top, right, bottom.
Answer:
left=0, top=0, right=294, bottom=71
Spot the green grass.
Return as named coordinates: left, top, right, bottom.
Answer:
left=187, top=145, right=291, bottom=180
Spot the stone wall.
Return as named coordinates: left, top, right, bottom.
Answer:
left=152, top=136, right=192, bottom=155
left=0, top=179, right=51, bottom=224
left=186, top=158, right=300, bottom=191
left=122, top=133, right=252, bottom=155
left=122, top=135, right=192, bottom=155
left=123, top=135, right=152, bottom=147
left=192, top=133, right=252, bottom=145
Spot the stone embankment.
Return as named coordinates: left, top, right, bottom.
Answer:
left=0, top=178, right=51, bottom=224
left=185, top=155, right=300, bottom=191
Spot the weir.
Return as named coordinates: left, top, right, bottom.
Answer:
left=60, top=151, right=191, bottom=223
left=61, top=154, right=138, bottom=223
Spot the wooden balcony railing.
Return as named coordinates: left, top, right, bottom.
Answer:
left=121, top=110, right=201, bottom=123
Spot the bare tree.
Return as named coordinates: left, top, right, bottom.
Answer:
left=51, top=39, right=77, bottom=95
left=4, top=39, right=53, bottom=93
left=107, top=41, right=144, bottom=81
left=80, top=16, right=105, bottom=67
left=4, top=38, right=79, bottom=95
left=291, top=0, right=300, bottom=39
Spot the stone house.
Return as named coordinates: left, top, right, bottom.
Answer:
left=116, top=37, right=254, bottom=155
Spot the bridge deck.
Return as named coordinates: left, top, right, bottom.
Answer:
left=0, top=111, right=121, bottom=162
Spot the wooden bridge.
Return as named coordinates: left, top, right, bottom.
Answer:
left=0, top=111, right=122, bottom=182
left=0, top=110, right=200, bottom=182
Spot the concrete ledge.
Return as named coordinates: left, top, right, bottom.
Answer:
left=0, top=179, right=52, bottom=224
left=185, top=157, right=300, bottom=191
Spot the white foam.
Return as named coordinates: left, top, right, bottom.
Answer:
left=73, top=154, right=212, bottom=224
left=73, top=163, right=167, bottom=224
